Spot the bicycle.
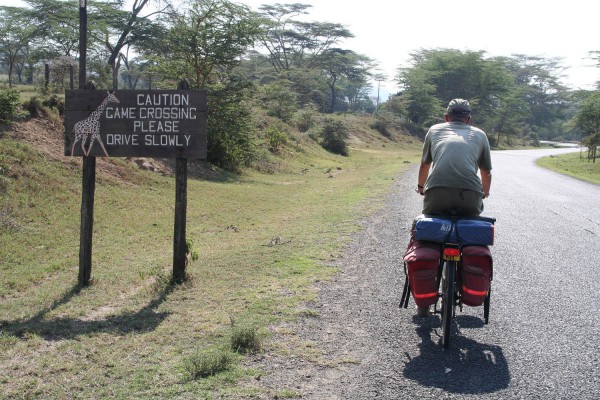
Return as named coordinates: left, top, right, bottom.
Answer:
left=400, top=213, right=496, bottom=348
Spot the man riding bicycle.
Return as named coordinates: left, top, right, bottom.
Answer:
left=416, top=98, right=492, bottom=217
left=413, top=99, right=493, bottom=317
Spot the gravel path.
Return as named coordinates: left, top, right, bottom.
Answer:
left=244, top=148, right=600, bottom=399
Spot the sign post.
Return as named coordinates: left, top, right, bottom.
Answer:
left=173, top=156, right=188, bottom=283
left=72, top=1, right=206, bottom=286
left=173, top=79, right=190, bottom=283
left=78, top=0, right=95, bottom=287
left=65, top=87, right=207, bottom=283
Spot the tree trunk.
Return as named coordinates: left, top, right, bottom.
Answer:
left=328, top=76, right=337, bottom=113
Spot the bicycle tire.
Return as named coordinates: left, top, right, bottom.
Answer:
left=441, top=260, right=455, bottom=348
left=484, top=284, right=491, bottom=324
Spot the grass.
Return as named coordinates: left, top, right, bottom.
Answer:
left=536, top=150, right=600, bottom=185
left=0, top=115, right=420, bottom=399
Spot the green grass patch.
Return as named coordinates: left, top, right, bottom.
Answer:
left=0, top=115, right=420, bottom=398
left=536, top=151, right=600, bottom=185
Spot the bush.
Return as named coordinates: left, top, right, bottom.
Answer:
left=0, top=89, right=20, bottom=122
left=320, top=118, right=349, bottom=156
left=182, top=348, right=235, bottom=380
left=265, top=125, right=288, bottom=152
left=207, top=81, right=257, bottom=173
left=370, top=110, right=396, bottom=138
left=294, top=104, right=317, bottom=133
left=230, top=324, right=262, bottom=354
left=370, top=119, right=390, bottom=138
left=24, top=97, right=44, bottom=118
left=22, top=96, right=63, bottom=123
left=261, top=82, right=298, bottom=122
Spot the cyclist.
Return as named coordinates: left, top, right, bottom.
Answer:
left=414, top=98, right=492, bottom=317
left=416, top=98, right=492, bottom=217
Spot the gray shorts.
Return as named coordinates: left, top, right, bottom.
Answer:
left=422, top=187, right=483, bottom=216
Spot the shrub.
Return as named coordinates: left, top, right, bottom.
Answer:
left=370, top=110, right=397, bottom=138
left=261, top=83, right=298, bottom=122
left=265, top=124, right=288, bottom=152
left=0, top=89, right=20, bottom=122
left=230, top=324, right=262, bottom=354
left=320, top=118, right=349, bottom=156
left=182, top=348, right=235, bottom=380
left=207, top=81, right=257, bottom=173
left=295, top=104, right=317, bottom=133
left=370, top=119, right=390, bottom=137
left=24, top=97, right=44, bottom=118
left=20, top=95, right=65, bottom=121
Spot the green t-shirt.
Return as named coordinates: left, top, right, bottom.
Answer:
left=421, top=121, right=492, bottom=193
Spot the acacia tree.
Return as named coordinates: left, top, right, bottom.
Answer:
left=257, top=3, right=353, bottom=72
left=161, top=0, right=262, bottom=88
left=574, top=91, right=600, bottom=162
left=501, top=55, right=568, bottom=138
left=0, top=7, right=36, bottom=87
left=257, top=3, right=311, bottom=72
left=395, top=65, right=440, bottom=126
left=319, top=48, right=373, bottom=113
left=152, top=0, right=263, bottom=171
left=90, top=0, right=170, bottom=89
left=21, top=0, right=80, bottom=57
left=393, top=49, right=569, bottom=142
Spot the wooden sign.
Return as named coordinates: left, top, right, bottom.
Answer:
left=64, top=90, right=207, bottom=158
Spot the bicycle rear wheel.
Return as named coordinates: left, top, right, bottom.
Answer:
left=441, top=260, right=456, bottom=348
left=484, top=284, right=491, bottom=324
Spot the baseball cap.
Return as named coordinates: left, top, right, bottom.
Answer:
left=447, top=98, right=471, bottom=115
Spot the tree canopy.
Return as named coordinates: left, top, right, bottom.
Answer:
left=392, top=48, right=575, bottom=144
left=1, top=1, right=599, bottom=169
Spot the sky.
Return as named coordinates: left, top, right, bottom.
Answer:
left=234, top=0, right=600, bottom=94
left=2, top=0, right=599, bottom=95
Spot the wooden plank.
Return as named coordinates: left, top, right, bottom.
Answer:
left=64, top=90, right=207, bottom=159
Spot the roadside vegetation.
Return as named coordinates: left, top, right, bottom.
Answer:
left=537, top=151, right=600, bottom=185
left=0, top=109, right=420, bottom=398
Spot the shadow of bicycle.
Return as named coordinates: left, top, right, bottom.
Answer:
left=403, top=315, right=510, bottom=394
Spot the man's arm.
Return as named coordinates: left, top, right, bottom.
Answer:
left=417, top=162, right=431, bottom=195
left=480, top=168, right=492, bottom=198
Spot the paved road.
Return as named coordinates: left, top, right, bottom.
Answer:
left=253, top=147, right=600, bottom=399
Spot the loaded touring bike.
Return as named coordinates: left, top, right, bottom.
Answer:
left=400, top=213, right=496, bottom=347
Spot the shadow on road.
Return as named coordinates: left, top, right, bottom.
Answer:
left=403, top=315, right=510, bottom=394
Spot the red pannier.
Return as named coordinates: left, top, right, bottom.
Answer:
left=461, top=246, right=493, bottom=307
left=404, top=240, right=441, bottom=308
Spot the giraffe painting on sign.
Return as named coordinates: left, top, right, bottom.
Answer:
left=71, top=91, right=120, bottom=157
